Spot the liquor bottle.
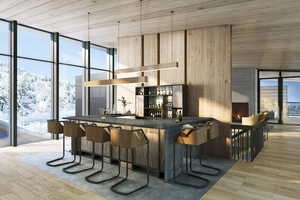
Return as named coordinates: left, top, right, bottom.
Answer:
left=177, top=110, right=183, bottom=122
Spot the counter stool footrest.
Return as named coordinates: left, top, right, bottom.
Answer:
left=63, top=161, right=94, bottom=174
left=86, top=173, right=120, bottom=184
left=111, top=178, right=149, bottom=195
left=47, top=157, right=75, bottom=167
left=173, top=173, right=209, bottom=189
left=191, top=163, right=221, bottom=176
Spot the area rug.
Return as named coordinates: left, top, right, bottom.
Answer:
left=18, top=151, right=235, bottom=200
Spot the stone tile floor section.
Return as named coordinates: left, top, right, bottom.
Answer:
left=18, top=151, right=234, bottom=200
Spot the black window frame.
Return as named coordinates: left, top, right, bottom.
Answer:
left=0, top=17, right=114, bottom=146
left=258, top=68, right=300, bottom=125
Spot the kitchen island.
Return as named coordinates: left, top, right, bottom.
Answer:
left=63, top=115, right=213, bottom=181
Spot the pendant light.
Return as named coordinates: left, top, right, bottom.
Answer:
left=114, top=1, right=178, bottom=75
left=84, top=19, right=148, bottom=87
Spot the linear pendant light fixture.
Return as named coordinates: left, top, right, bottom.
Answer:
left=114, top=1, right=178, bottom=76
left=114, top=62, right=178, bottom=74
left=84, top=19, right=147, bottom=86
left=84, top=76, right=148, bottom=86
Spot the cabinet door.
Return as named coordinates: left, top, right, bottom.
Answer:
left=136, top=95, right=144, bottom=117
left=173, top=85, right=183, bottom=108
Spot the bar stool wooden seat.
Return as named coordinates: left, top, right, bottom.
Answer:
left=46, top=120, right=75, bottom=167
left=110, top=128, right=150, bottom=195
left=62, top=121, right=94, bottom=174
left=189, top=121, right=221, bottom=176
left=84, top=125, right=120, bottom=184
left=173, top=124, right=210, bottom=188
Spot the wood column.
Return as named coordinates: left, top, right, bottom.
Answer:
left=186, top=25, right=232, bottom=158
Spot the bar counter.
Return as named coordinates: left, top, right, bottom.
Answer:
left=64, top=115, right=213, bottom=181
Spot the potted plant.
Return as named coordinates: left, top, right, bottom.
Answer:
left=118, top=96, right=131, bottom=114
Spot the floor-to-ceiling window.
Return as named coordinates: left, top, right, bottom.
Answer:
left=0, top=20, right=11, bottom=147
left=17, top=25, right=53, bottom=144
left=259, top=70, right=300, bottom=125
left=59, top=37, right=85, bottom=119
left=0, top=18, right=113, bottom=147
left=89, top=44, right=112, bottom=115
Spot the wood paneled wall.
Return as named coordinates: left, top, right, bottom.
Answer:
left=160, top=31, right=186, bottom=85
left=143, top=34, right=158, bottom=86
left=117, top=25, right=232, bottom=158
left=116, top=36, right=142, bottom=113
left=186, top=25, right=232, bottom=157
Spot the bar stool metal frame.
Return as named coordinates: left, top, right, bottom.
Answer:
left=189, top=145, right=221, bottom=176
left=46, top=120, right=76, bottom=167
left=110, top=128, right=150, bottom=195
left=189, top=122, right=221, bottom=176
left=85, top=125, right=123, bottom=184
left=173, top=126, right=210, bottom=188
left=62, top=122, right=95, bottom=174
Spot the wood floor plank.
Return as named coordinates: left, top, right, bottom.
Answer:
left=203, top=128, right=300, bottom=200
left=0, top=141, right=104, bottom=200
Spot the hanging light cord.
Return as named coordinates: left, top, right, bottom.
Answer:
left=88, top=12, right=90, bottom=42
left=117, top=21, right=120, bottom=43
left=171, top=10, right=174, bottom=63
left=140, top=0, right=143, bottom=35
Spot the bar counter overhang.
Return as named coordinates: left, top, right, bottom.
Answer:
left=63, top=115, right=213, bottom=181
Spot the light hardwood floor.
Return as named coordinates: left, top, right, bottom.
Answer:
left=203, top=129, right=300, bottom=200
left=0, top=128, right=299, bottom=200
left=0, top=140, right=104, bottom=200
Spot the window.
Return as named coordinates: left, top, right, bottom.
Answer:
left=260, top=79, right=279, bottom=123
left=90, top=45, right=109, bottom=70
left=0, top=21, right=10, bottom=54
left=59, top=64, right=84, bottom=119
left=59, top=37, right=84, bottom=66
left=259, top=70, right=300, bottom=124
left=0, top=56, right=10, bottom=146
left=90, top=69, right=111, bottom=115
left=58, top=37, right=85, bottom=119
left=89, top=45, right=112, bottom=115
left=17, top=59, right=53, bottom=144
left=18, top=26, right=52, bottom=61
left=282, top=77, right=300, bottom=124
left=17, top=26, right=54, bottom=144
left=0, top=19, right=113, bottom=146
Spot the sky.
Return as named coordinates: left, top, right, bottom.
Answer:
left=261, top=79, right=300, bottom=102
left=0, top=20, right=109, bottom=82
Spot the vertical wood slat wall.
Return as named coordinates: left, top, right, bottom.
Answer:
left=116, top=36, right=142, bottom=113
left=186, top=25, right=232, bottom=158
left=143, top=34, right=158, bottom=86
left=117, top=25, right=232, bottom=158
left=160, top=31, right=185, bottom=85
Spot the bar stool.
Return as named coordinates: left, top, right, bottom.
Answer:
left=84, top=125, right=120, bottom=184
left=173, top=124, right=210, bottom=188
left=190, top=121, right=221, bottom=176
left=62, top=121, right=94, bottom=174
left=46, top=120, right=75, bottom=167
left=110, top=128, right=150, bottom=195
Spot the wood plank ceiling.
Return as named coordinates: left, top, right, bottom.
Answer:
left=1, top=0, right=300, bottom=69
